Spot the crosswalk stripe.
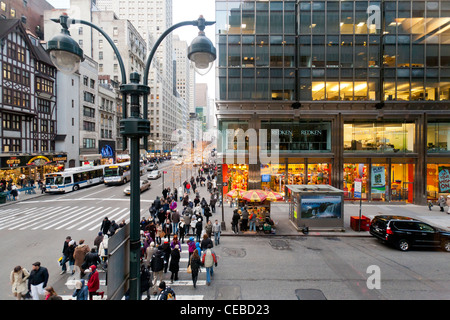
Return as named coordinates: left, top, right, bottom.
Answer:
left=86, top=207, right=129, bottom=231
left=18, top=206, right=68, bottom=230
left=63, top=207, right=112, bottom=230
left=54, top=207, right=106, bottom=230
left=30, top=206, right=87, bottom=230
left=41, top=206, right=92, bottom=230
left=0, top=206, right=67, bottom=230
left=0, top=206, right=59, bottom=228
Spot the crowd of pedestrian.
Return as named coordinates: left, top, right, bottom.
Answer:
left=9, top=163, right=221, bottom=301
left=137, top=165, right=220, bottom=298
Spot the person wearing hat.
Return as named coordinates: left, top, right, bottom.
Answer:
left=87, top=265, right=104, bottom=300
left=94, top=232, right=104, bottom=248
left=28, top=262, right=49, bottom=300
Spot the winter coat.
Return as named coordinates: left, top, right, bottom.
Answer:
left=195, top=220, right=203, bottom=235
left=87, top=265, right=99, bottom=292
left=201, top=249, right=217, bottom=268
left=150, top=250, right=165, bottom=272
left=169, top=249, right=180, bottom=273
left=189, top=255, right=202, bottom=277
left=73, top=244, right=90, bottom=269
left=10, top=268, right=30, bottom=295
left=72, top=279, right=88, bottom=300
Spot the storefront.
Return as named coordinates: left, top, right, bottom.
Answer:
left=224, top=164, right=248, bottom=192
left=343, top=157, right=415, bottom=203
left=426, top=158, right=450, bottom=200
left=0, top=153, right=67, bottom=185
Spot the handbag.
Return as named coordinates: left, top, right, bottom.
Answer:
left=187, top=265, right=192, bottom=274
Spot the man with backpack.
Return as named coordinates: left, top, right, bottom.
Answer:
left=201, top=244, right=218, bottom=286
left=157, top=281, right=176, bottom=300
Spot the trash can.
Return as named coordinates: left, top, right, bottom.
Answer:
left=0, top=192, right=7, bottom=204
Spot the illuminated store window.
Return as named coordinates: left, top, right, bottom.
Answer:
left=344, top=122, right=415, bottom=153
left=427, top=122, right=450, bottom=152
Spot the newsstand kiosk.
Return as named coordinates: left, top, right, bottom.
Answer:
left=285, top=185, right=345, bottom=232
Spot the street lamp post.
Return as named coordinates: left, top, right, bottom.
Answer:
left=47, top=14, right=216, bottom=300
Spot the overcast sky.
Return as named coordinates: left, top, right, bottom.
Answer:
left=46, top=0, right=216, bottom=97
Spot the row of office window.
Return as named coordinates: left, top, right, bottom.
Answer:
left=216, top=0, right=450, bottom=101
left=219, top=120, right=450, bottom=154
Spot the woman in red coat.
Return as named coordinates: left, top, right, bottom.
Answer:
left=87, top=265, right=104, bottom=300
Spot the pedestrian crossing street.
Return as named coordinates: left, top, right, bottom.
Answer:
left=60, top=241, right=207, bottom=300
left=0, top=204, right=132, bottom=231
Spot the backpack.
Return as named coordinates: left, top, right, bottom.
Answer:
left=166, top=288, right=176, bottom=300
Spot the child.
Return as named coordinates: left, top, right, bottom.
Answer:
left=427, top=200, right=433, bottom=211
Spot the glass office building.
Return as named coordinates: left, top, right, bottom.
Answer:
left=215, top=0, right=450, bottom=204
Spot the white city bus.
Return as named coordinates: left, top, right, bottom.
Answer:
left=45, top=165, right=106, bottom=193
left=104, top=161, right=146, bottom=185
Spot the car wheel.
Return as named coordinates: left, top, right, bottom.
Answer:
left=441, top=240, right=450, bottom=252
left=73, top=184, right=80, bottom=191
left=397, top=239, right=410, bottom=251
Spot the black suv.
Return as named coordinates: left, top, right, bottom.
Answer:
left=370, top=215, right=450, bottom=252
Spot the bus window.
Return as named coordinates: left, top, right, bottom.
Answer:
left=46, top=177, right=55, bottom=185
left=64, top=177, right=72, bottom=184
left=55, top=176, right=64, bottom=185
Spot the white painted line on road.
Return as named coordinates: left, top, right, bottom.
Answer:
left=86, top=207, right=128, bottom=231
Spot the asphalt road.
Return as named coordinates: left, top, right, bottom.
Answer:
left=1, top=161, right=449, bottom=300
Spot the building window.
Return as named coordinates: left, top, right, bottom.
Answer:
left=83, top=121, right=95, bottom=131
left=83, top=138, right=96, bottom=149
left=2, top=138, right=21, bottom=152
left=2, top=113, right=21, bottom=130
left=83, top=106, right=95, bottom=118
left=344, top=121, right=415, bottom=153
left=427, top=122, right=450, bottom=153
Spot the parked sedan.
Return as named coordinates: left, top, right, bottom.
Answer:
left=147, top=170, right=161, bottom=180
left=370, top=215, right=450, bottom=252
left=123, top=180, right=151, bottom=195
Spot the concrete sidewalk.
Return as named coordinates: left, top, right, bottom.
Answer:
left=2, top=173, right=450, bottom=236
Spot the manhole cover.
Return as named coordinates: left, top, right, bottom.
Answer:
left=222, top=247, right=246, bottom=258
left=216, top=286, right=241, bottom=300
left=295, top=289, right=327, bottom=300
left=269, top=239, right=290, bottom=250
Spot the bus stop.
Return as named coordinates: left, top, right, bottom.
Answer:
left=285, top=185, right=345, bottom=232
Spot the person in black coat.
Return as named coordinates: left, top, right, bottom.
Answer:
left=195, top=218, right=203, bottom=242
left=100, top=217, right=111, bottom=236
left=150, top=247, right=165, bottom=287
left=169, top=245, right=180, bottom=283
left=140, top=264, right=151, bottom=300
left=161, top=240, right=171, bottom=274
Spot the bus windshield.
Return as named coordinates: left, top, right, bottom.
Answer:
left=104, top=168, right=119, bottom=177
left=45, top=177, right=55, bottom=185
left=55, top=176, right=65, bottom=185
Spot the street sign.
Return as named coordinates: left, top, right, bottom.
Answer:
left=163, top=171, right=167, bottom=174
left=354, top=179, right=362, bottom=199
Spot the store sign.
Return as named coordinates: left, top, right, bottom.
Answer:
left=438, top=167, right=450, bottom=193
left=27, top=156, right=51, bottom=166
left=371, top=166, right=386, bottom=193
left=0, top=153, right=67, bottom=169
left=5, top=157, right=21, bottom=167
left=261, top=174, right=271, bottom=182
